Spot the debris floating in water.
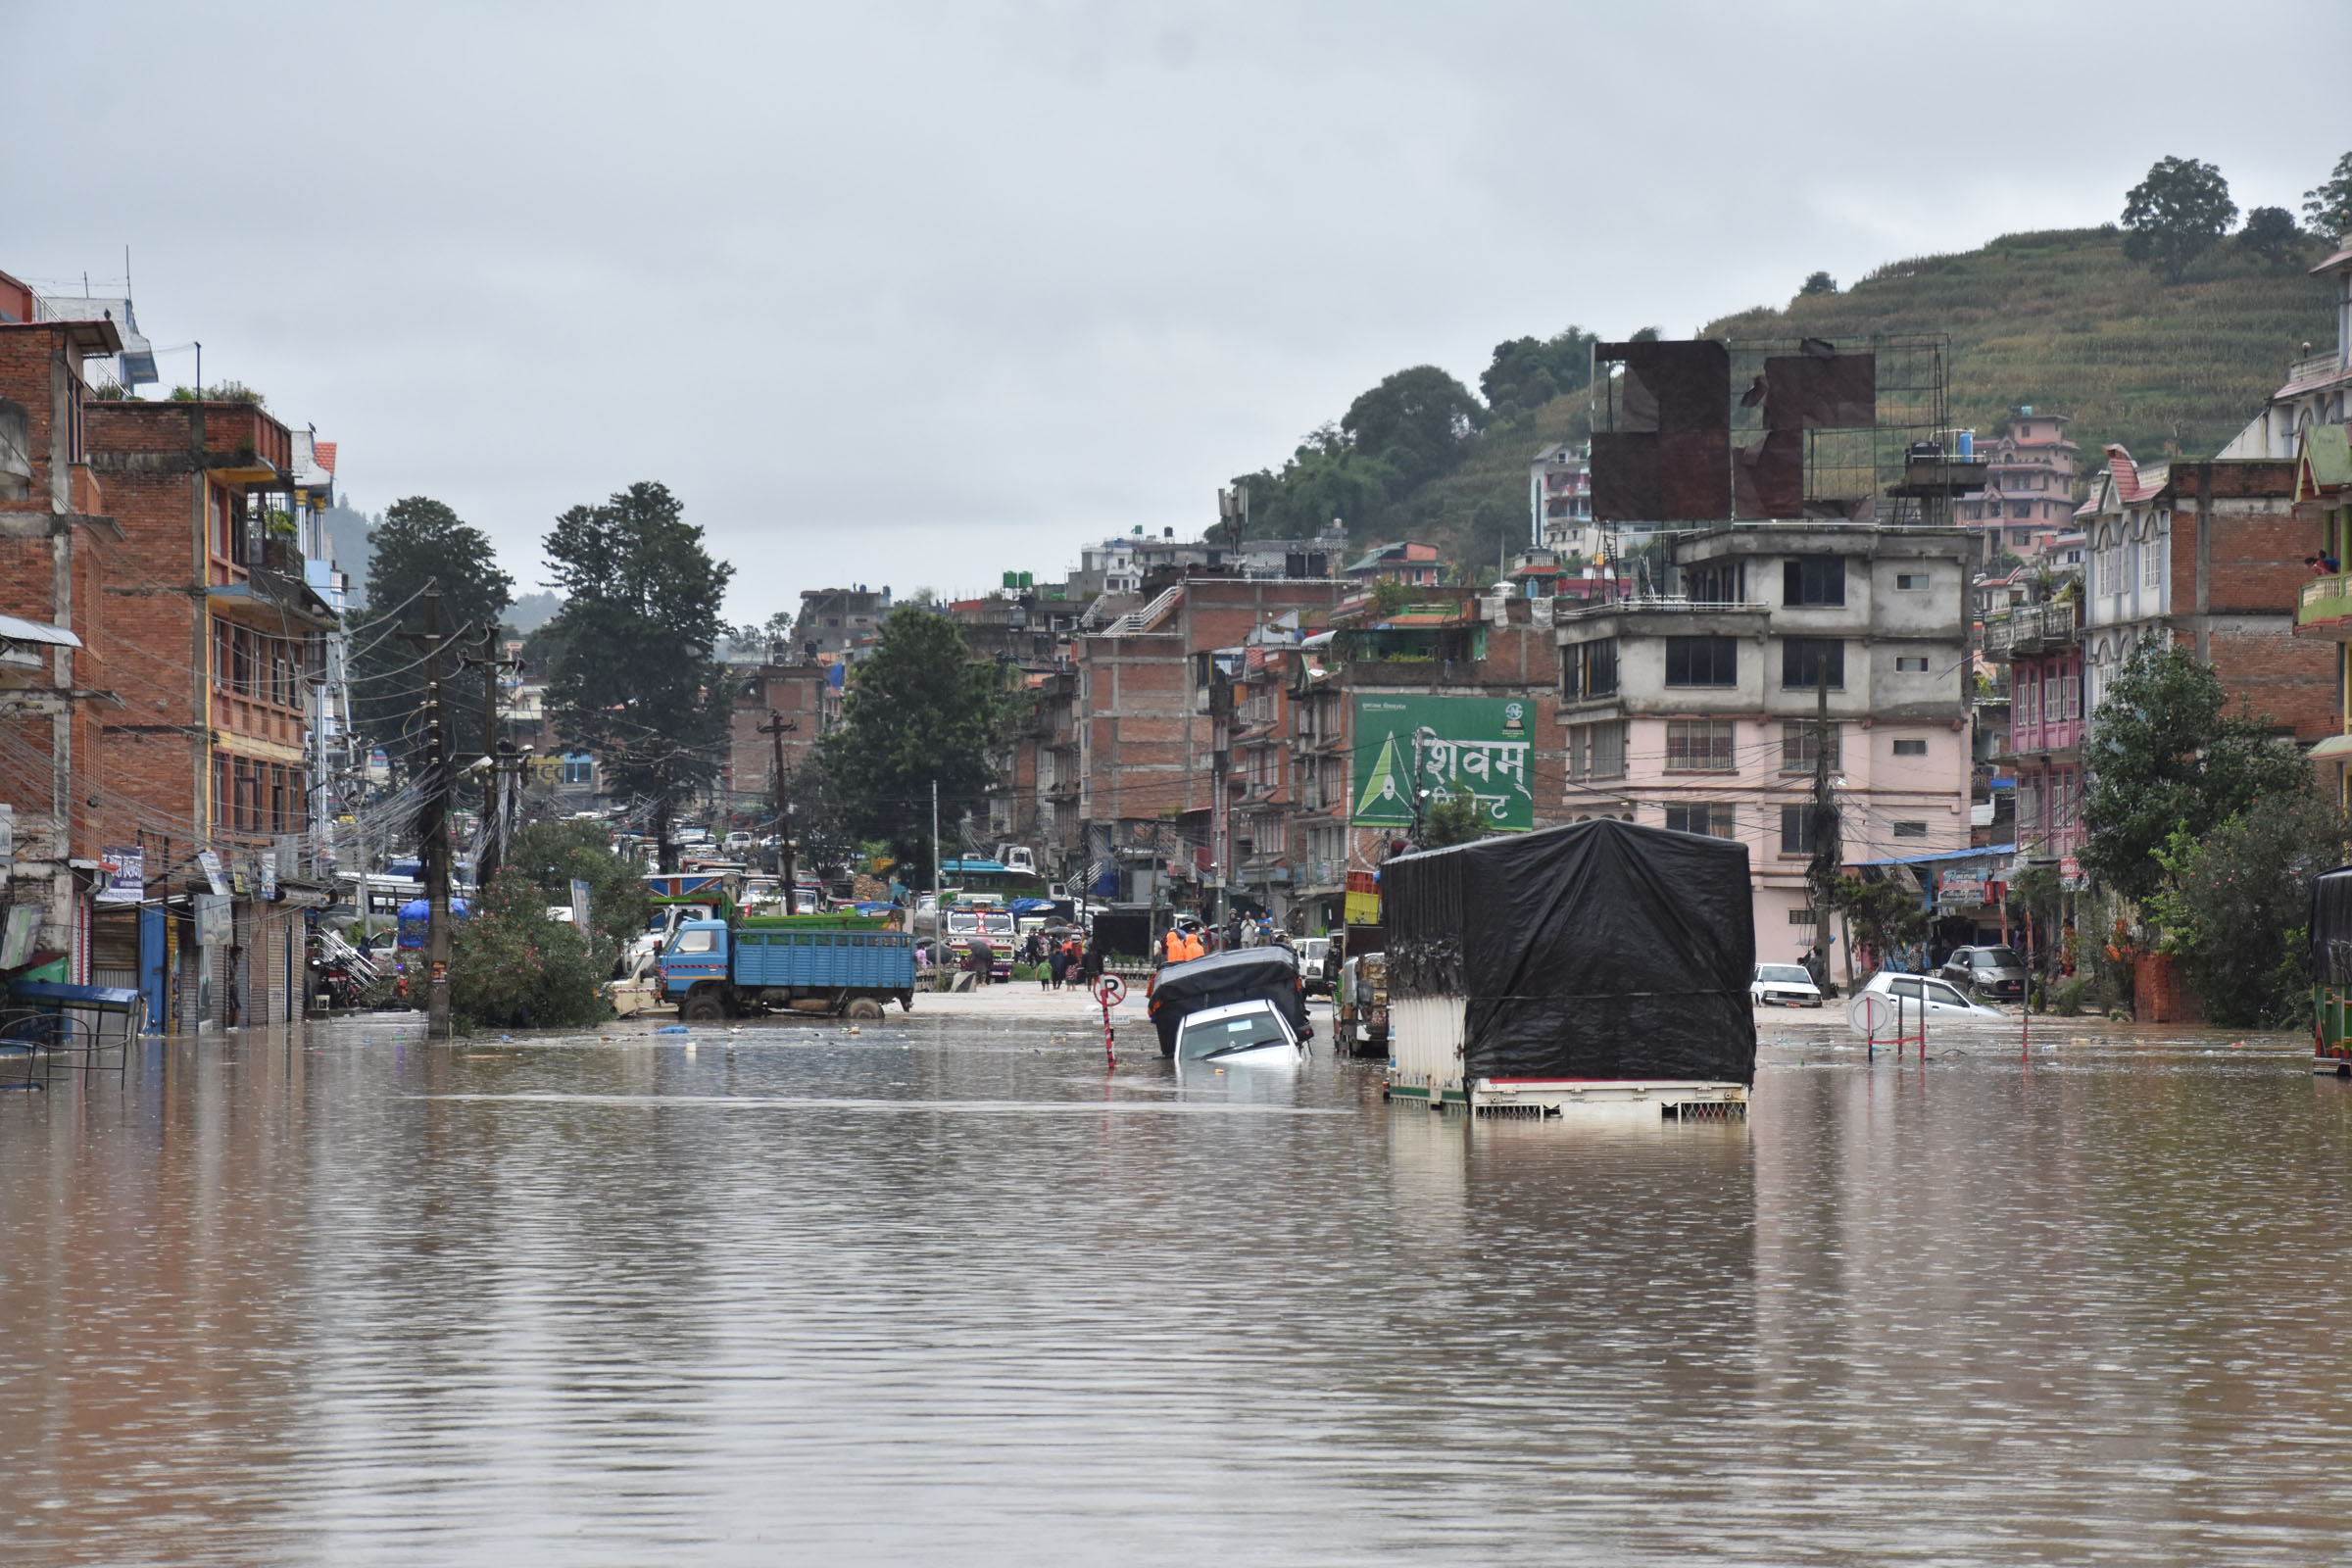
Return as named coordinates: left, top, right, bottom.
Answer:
left=657, top=1024, right=689, bottom=1035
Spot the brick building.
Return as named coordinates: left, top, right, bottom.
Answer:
left=2080, top=449, right=2330, bottom=739
left=725, top=661, right=834, bottom=832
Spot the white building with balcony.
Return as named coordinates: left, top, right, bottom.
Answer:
left=1553, top=524, right=1975, bottom=963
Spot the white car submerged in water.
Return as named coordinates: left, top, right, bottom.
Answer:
left=1173, top=999, right=1305, bottom=1073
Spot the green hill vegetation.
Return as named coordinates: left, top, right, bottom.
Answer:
left=1228, top=222, right=2338, bottom=574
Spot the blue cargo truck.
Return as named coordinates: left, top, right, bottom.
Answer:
left=661, top=917, right=916, bottom=1020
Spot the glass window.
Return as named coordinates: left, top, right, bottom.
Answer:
left=1925, top=980, right=1970, bottom=1007
left=1894, top=572, right=1929, bottom=590
left=1780, top=803, right=1819, bottom=855
left=1568, top=720, right=1626, bottom=781
left=1782, top=638, right=1844, bottom=691
left=1887, top=976, right=1923, bottom=999
left=1892, top=821, right=1929, bottom=838
left=1894, top=656, right=1929, bottom=673
left=1892, top=737, right=1927, bottom=757
left=1665, top=804, right=1736, bottom=839
left=673, top=928, right=716, bottom=954
left=1665, top=636, right=1738, bottom=687
left=1781, top=723, right=1839, bottom=773
left=1564, top=638, right=1618, bottom=700
left=1666, top=719, right=1737, bottom=772
left=1783, top=556, right=1846, bottom=607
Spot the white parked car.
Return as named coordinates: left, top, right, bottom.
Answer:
left=1751, top=962, right=1822, bottom=1007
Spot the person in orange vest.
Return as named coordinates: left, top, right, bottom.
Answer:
left=1163, top=924, right=1188, bottom=964
left=1182, top=926, right=1207, bottom=962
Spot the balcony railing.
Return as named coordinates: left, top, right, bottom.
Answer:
left=1984, top=600, right=2081, bottom=656
left=1554, top=595, right=1771, bottom=622
left=2286, top=350, right=2348, bottom=387
left=2300, top=573, right=2352, bottom=632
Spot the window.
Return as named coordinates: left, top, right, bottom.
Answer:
left=1894, top=655, right=1929, bottom=673
left=2064, top=670, right=2081, bottom=720
left=1780, top=803, right=1819, bottom=856
left=1891, top=737, right=1927, bottom=757
left=674, top=928, right=716, bottom=954
left=561, top=754, right=594, bottom=785
left=1892, top=821, right=1929, bottom=838
left=2143, top=529, right=2164, bottom=588
left=1781, top=722, right=1839, bottom=773
left=1784, top=555, right=1846, bottom=607
left=1665, top=803, right=1736, bottom=839
left=1666, top=636, right=1738, bottom=687
left=1568, top=720, right=1626, bottom=780
left=1666, top=718, right=1737, bottom=772
left=1564, top=638, right=1618, bottom=700
left=1782, top=638, right=1844, bottom=690
left=1895, top=572, right=1929, bottom=590
left=2011, top=503, right=2032, bottom=519
left=1788, top=907, right=1818, bottom=925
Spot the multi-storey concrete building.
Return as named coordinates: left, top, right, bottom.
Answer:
left=1553, top=524, right=1975, bottom=962
left=1958, top=411, right=2079, bottom=558
left=2221, top=241, right=2352, bottom=461
left=1983, top=594, right=2085, bottom=861
left=796, top=585, right=891, bottom=661
left=1530, top=441, right=1596, bottom=557
left=2078, top=449, right=2330, bottom=736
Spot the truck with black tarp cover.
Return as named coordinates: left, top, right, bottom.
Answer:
left=1382, top=817, right=1755, bottom=1116
left=1147, top=948, right=1310, bottom=1057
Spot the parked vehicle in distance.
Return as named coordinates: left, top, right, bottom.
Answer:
left=1751, top=962, right=1823, bottom=1007
left=1293, top=936, right=1333, bottom=995
left=1857, top=969, right=2008, bottom=1021
left=661, top=916, right=915, bottom=1020
left=1939, top=945, right=2028, bottom=1002
left=1172, top=999, right=1304, bottom=1072
left=724, top=830, right=754, bottom=852
left=1337, top=953, right=1388, bottom=1057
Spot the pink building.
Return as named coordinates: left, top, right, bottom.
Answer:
left=1959, top=411, right=2080, bottom=559
left=1984, top=599, right=2085, bottom=858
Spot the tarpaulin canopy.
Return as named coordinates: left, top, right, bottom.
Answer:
left=1147, top=948, right=1307, bottom=1057
left=2310, top=863, right=2352, bottom=984
left=1384, top=817, right=1756, bottom=1084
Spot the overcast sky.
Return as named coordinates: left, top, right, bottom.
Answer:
left=6, top=1, right=2345, bottom=622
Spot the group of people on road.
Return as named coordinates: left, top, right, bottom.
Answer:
left=1020, top=929, right=1102, bottom=992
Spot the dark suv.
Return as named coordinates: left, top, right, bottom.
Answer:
left=1940, top=945, right=2027, bottom=1002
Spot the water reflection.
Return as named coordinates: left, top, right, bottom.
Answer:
left=0, top=1014, right=2346, bottom=1563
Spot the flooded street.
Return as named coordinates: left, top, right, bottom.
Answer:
left=4, top=998, right=2350, bottom=1564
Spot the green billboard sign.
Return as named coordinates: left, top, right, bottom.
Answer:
left=1350, top=695, right=1535, bottom=832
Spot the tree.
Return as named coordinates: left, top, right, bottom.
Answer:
left=1231, top=425, right=1401, bottom=544
left=504, top=818, right=650, bottom=957
left=2080, top=641, right=2308, bottom=902
left=1479, top=326, right=1598, bottom=419
left=1341, top=366, right=1484, bottom=492
left=1418, top=794, right=1487, bottom=849
left=541, top=481, right=735, bottom=870
left=1831, top=874, right=1929, bottom=972
left=2238, top=205, right=2308, bottom=269
left=346, top=496, right=514, bottom=765
left=2304, top=151, right=2352, bottom=240
left=2147, top=792, right=2344, bottom=1027
left=819, top=607, right=1008, bottom=876
left=447, top=869, right=612, bottom=1033
left=723, top=610, right=795, bottom=662
left=1800, top=270, right=1837, bottom=296
left=2121, top=155, right=2237, bottom=281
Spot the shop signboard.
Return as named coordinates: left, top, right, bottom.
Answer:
left=1349, top=695, right=1535, bottom=832
left=97, top=846, right=144, bottom=905
left=1938, top=873, right=1985, bottom=910
left=2060, top=855, right=2087, bottom=892
left=195, top=893, right=231, bottom=949
left=197, top=850, right=229, bottom=897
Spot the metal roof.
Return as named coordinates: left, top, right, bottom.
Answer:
left=0, top=613, right=81, bottom=648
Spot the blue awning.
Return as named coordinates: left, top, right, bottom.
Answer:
left=1847, top=844, right=2018, bottom=868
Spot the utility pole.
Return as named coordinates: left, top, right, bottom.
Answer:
left=407, top=588, right=457, bottom=1040
left=471, top=619, right=507, bottom=885
left=1809, top=662, right=1839, bottom=993
left=760, top=709, right=797, bottom=900
left=931, top=779, right=941, bottom=921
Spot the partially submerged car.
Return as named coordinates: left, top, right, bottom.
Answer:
left=1854, top=969, right=2008, bottom=1023
left=1751, top=962, right=1823, bottom=1007
left=1172, top=999, right=1304, bottom=1071
left=1147, top=947, right=1309, bottom=1057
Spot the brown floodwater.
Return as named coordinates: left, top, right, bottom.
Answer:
left=2, top=1006, right=2347, bottom=1564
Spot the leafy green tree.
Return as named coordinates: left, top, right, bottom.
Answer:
left=2121, top=155, right=2237, bottom=281
left=1342, top=366, right=1484, bottom=492
left=2147, top=792, right=2344, bottom=1027
left=819, top=608, right=1007, bottom=874
left=2238, top=205, right=2309, bottom=269
left=2080, top=641, right=2308, bottom=902
left=448, top=869, right=612, bottom=1033
left=1418, top=794, right=1487, bottom=849
left=723, top=610, right=795, bottom=662
left=1231, top=424, right=1401, bottom=542
left=1799, top=270, right=1838, bottom=296
left=347, top=496, right=514, bottom=766
left=1479, top=326, right=1598, bottom=418
left=2303, top=151, right=2352, bottom=240
left=1831, top=874, right=1929, bottom=971
left=541, top=481, right=735, bottom=870
left=505, top=818, right=650, bottom=956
